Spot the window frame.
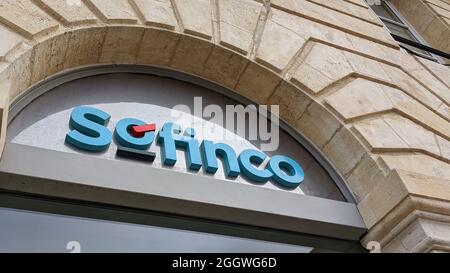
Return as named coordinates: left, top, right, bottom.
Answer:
left=368, top=0, right=443, bottom=63
left=0, top=190, right=366, bottom=253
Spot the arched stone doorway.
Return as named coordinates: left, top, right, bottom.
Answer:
left=0, top=0, right=449, bottom=252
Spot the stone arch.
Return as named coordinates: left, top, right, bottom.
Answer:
left=1, top=25, right=371, bottom=196
left=0, top=0, right=449, bottom=252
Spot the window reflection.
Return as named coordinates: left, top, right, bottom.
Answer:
left=0, top=207, right=312, bottom=253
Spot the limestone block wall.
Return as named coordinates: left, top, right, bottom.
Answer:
left=0, top=0, right=449, bottom=252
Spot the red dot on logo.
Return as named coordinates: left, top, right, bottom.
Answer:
left=131, top=123, right=156, bottom=138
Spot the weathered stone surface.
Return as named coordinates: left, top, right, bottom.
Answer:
left=384, top=217, right=450, bottom=253
left=384, top=86, right=450, bottom=138
left=0, top=0, right=59, bottom=38
left=423, top=16, right=449, bottom=52
left=383, top=65, right=444, bottom=112
left=327, top=77, right=450, bottom=139
left=256, top=19, right=305, bottom=72
left=137, top=28, right=180, bottom=66
left=267, top=7, right=402, bottom=66
left=389, top=0, right=423, bottom=29
left=363, top=194, right=450, bottom=252
left=295, top=102, right=342, bottom=149
left=383, top=237, right=409, bottom=253
left=0, top=75, right=9, bottom=157
left=353, top=117, right=409, bottom=150
left=344, top=51, right=391, bottom=82
left=271, top=0, right=396, bottom=47
left=386, top=217, right=430, bottom=252
left=35, top=0, right=97, bottom=26
left=325, top=78, right=394, bottom=120
left=380, top=154, right=450, bottom=180
left=173, top=0, right=212, bottom=39
left=437, top=135, right=450, bottom=160
left=203, top=46, right=248, bottom=89
left=294, top=44, right=398, bottom=89
left=218, top=0, right=262, bottom=54
left=292, top=43, right=353, bottom=93
left=346, top=33, right=403, bottom=64
left=418, top=57, right=450, bottom=89
left=400, top=171, right=450, bottom=202
left=308, top=0, right=381, bottom=25
left=354, top=112, right=450, bottom=161
left=133, top=0, right=177, bottom=29
left=235, top=62, right=281, bottom=104
left=357, top=170, right=410, bottom=228
left=344, top=0, right=369, bottom=9
left=267, top=81, right=312, bottom=125
left=63, top=27, right=106, bottom=69
left=269, top=8, right=353, bottom=49
left=218, top=20, right=251, bottom=55
left=346, top=154, right=386, bottom=202
left=400, top=55, right=450, bottom=104
left=437, top=104, right=450, bottom=118
left=170, top=35, right=214, bottom=75
left=99, top=27, right=144, bottom=64
left=0, top=24, right=23, bottom=61
left=426, top=0, right=450, bottom=17
left=323, top=127, right=367, bottom=175
left=6, top=50, right=33, bottom=99
left=407, top=2, right=435, bottom=34
left=87, top=0, right=138, bottom=23
left=383, top=114, right=443, bottom=158
left=31, top=32, right=70, bottom=84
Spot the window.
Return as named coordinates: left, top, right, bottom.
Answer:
left=368, top=0, right=437, bottom=60
left=0, top=205, right=311, bottom=253
left=0, top=192, right=364, bottom=253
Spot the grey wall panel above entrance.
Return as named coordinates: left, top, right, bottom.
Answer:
left=0, top=143, right=366, bottom=241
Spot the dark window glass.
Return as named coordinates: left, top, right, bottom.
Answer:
left=370, top=2, right=400, bottom=22
left=0, top=193, right=363, bottom=253
left=0, top=207, right=312, bottom=253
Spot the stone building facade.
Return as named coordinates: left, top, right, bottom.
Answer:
left=0, top=0, right=449, bottom=252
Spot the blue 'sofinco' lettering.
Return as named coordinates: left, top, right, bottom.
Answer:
left=65, top=106, right=305, bottom=189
